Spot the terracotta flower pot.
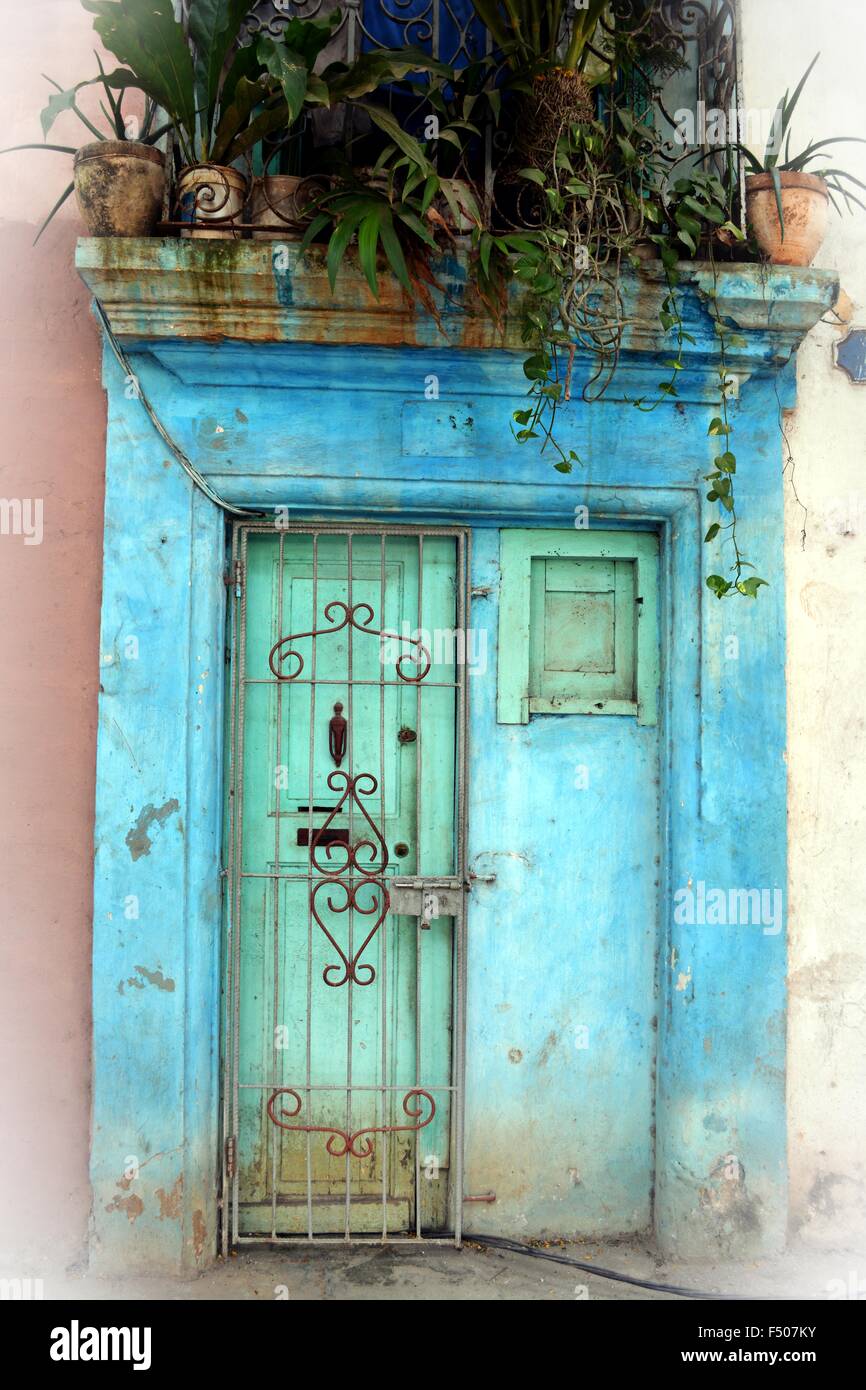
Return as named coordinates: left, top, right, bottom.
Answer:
left=247, top=174, right=328, bottom=239
left=746, top=171, right=829, bottom=266
left=73, top=140, right=165, bottom=237
left=177, top=164, right=247, bottom=239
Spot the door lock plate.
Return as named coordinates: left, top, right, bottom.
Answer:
left=388, top=881, right=462, bottom=922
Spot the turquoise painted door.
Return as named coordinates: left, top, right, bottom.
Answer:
left=224, top=528, right=467, bottom=1241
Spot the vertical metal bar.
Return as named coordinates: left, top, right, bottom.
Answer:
left=305, top=533, right=318, bottom=1241
left=733, top=0, right=747, bottom=236
left=414, top=533, right=424, bottom=1237
left=453, top=530, right=471, bottom=1246
left=483, top=18, right=494, bottom=218
left=379, top=532, right=389, bottom=1240
left=345, top=533, right=354, bottom=1239
left=230, top=526, right=249, bottom=1248
left=346, top=0, right=357, bottom=63
left=221, top=523, right=240, bottom=1257
left=271, top=529, right=285, bottom=1239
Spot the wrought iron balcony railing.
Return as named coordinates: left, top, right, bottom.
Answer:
left=165, top=0, right=743, bottom=237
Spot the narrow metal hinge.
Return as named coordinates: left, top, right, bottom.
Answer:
left=225, top=1136, right=237, bottom=1180
left=225, top=561, right=243, bottom=598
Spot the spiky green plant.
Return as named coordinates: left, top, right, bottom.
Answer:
left=0, top=56, right=167, bottom=242
left=735, top=53, right=866, bottom=232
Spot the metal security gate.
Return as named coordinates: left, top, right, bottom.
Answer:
left=222, top=523, right=469, bottom=1246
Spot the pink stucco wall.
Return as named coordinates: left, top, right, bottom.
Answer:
left=0, top=2, right=105, bottom=1272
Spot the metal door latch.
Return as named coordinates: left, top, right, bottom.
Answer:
left=388, top=879, right=463, bottom=925
left=420, top=890, right=438, bottom=930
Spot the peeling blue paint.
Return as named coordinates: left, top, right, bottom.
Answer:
left=125, top=799, right=180, bottom=860
left=83, top=245, right=837, bottom=1272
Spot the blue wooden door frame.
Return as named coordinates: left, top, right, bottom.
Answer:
left=84, top=249, right=837, bottom=1274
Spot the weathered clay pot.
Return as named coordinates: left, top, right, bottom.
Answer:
left=73, top=140, right=165, bottom=237
left=247, top=174, right=328, bottom=238
left=746, top=171, right=829, bottom=266
left=177, top=164, right=247, bottom=239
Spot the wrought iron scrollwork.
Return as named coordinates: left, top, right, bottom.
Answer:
left=312, top=875, right=390, bottom=987
left=307, top=771, right=390, bottom=986
left=268, top=599, right=432, bottom=682
left=267, top=1086, right=437, bottom=1158
left=179, top=2, right=740, bottom=233
left=240, top=0, right=348, bottom=42
left=602, top=1, right=739, bottom=167
left=310, top=770, right=389, bottom=876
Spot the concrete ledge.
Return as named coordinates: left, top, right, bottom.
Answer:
left=76, top=237, right=839, bottom=368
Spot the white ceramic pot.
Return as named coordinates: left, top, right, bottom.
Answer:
left=177, top=164, right=248, bottom=239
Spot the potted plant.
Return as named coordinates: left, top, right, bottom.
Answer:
left=736, top=54, right=866, bottom=266
left=243, top=9, right=345, bottom=238
left=465, top=1, right=684, bottom=178
left=81, top=0, right=300, bottom=238
left=83, top=1, right=457, bottom=239
left=248, top=31, right=458, bottom=238
left=468, top=0, right=607, bottom=174
left=0, top=57, right=168, bottom=240
left=298, top=151, right=484, bottom=313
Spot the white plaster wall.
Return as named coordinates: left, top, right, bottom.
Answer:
left=741, top=0, right=866, bottom=1248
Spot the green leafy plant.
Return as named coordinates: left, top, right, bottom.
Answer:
left=735, top=52, right=866, bottom=231
left=660, top=265, right=767, bottom=601
left=292, top=6, right=763, bottom=594
left=472, top=110, right=719, bottom=469
left=219, top=15, right=865, bottom=604
left=80, top=0, right=306, bottom=168
left=83, top=0, right=460, bottom=174
left=467, top=0, right=612, bottom=178
left=468, top=98, right=765, bottom=591
left=702, top=347, right=768, bottom=602
left=629, top=164, right=765, bottom=595
left=468, top=0, right=608, bottom=74
left=298, top=116, right=484, bottom=311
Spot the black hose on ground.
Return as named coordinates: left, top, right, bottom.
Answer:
left=462, top=1233, right=782, bottom=1301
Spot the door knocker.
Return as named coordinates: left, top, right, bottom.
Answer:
left=328, top=701, right=347, bottom=767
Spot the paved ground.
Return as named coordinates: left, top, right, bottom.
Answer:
left=23, top=1236, right=866, bottom=1301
